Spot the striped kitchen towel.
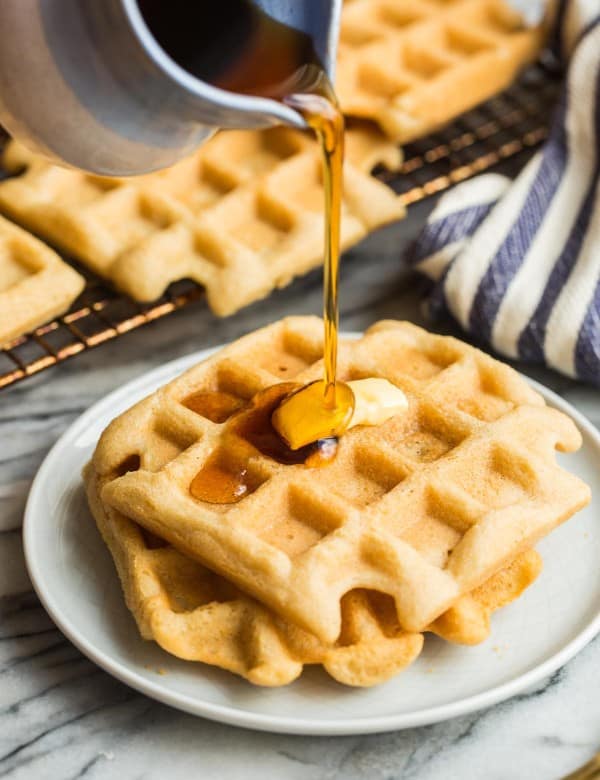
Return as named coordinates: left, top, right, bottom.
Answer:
left=410, top=0, right=600, bottom=385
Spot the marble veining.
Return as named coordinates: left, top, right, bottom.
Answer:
left=1, top=180, right=599, bottom=780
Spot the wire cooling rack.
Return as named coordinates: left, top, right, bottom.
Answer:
left=0, top=63, right=561, bottom=390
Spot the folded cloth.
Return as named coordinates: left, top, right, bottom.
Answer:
left=410, top=0, right=600, bottom=386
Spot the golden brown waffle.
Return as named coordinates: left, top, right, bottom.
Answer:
left=336, top=0, right=544, bottom=142
left=97, top=317, right=589, bottom=644
left=0, top=127, right=403, bottom=316
left=85, top=462, right=542, bottom=686
left=0, top=214, right=84, bottom=345
left=428, top=546, right=542, bottom=644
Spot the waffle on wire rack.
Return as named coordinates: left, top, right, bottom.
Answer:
left=0, top=127, right=404, bottom=316
left=337, top=0, right=544, bottom=142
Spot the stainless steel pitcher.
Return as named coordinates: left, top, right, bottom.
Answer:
left=0, top=0, right=342, bottom=175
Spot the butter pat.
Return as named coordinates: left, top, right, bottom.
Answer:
left=347, top=378, right=408, bottom=429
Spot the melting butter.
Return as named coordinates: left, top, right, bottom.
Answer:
left=347, top=378, right=408, bottom=428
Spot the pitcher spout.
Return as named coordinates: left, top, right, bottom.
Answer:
left=0, top=0, right=342, bottom=175
left=125, top=0, right=343, bottom=131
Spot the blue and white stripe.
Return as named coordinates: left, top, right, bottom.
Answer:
left=411, top=2, right=600, bottom=385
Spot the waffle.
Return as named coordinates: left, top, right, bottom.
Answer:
left=84, top=462, right=542, bottom=686
left=428, top=545, right=542, bottom=644
left=336, top=0, right=544, bottom=142
left=97, top=317, right=590, bottom=643
left=0, top=126, right=403, bottom=316
left=0, top=214, right=84, bottom=345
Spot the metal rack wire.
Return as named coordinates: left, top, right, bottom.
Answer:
left=0, top=63, right=561, bottom=390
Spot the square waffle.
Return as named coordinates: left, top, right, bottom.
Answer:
left=336, top=0, right=544, bottom=142
left=85, top=461, right=542, bottom=686
left=0, top=214, right=84, bottom=345
left=97, top=317, right=590, bottom=643
left=0, top=126, right=404, bottom=316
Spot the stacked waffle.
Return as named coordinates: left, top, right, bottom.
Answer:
left=86, top=318, right=589, bottom=686
left=0, top=0, right=544, bottom=344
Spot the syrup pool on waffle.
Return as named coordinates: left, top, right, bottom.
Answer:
left=184, top=379, right=407, bottom=505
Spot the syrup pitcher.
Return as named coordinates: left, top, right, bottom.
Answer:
left=0, top=0, right=342, bottom=175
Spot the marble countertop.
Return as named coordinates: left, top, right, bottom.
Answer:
left=1, top=157, right=599, bottom=780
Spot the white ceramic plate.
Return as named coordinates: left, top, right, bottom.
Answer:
left=24, top=339, right=600, bottom=736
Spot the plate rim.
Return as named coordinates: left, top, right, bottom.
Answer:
left=23, top=335, right=600, bottom=736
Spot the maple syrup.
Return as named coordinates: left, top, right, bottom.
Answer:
left=271, top=378, right=354, bottom=451
left=189, top=385, right=337, bottom=504
left=284, top=88, right=346, bottom=413
left=140, top=2, right=354, bottom=471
